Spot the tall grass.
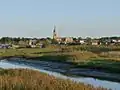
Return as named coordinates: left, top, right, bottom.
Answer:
left=0, top=69, right=107, bottom=90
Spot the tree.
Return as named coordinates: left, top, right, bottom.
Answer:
left=78, top=37, right=82, bottom=40
left=51, top=39, right=58, bottom=44
left=86, top=37, right=92, bottom=45
left=0, top=37, right=12, bottom=44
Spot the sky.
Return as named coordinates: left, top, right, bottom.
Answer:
left=0, top=0, right=119, bottom=38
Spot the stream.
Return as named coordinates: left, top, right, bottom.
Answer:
left=0, top=58, right=120, bottom=90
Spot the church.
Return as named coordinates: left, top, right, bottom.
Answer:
left=52, top=26, right=73, bottom=44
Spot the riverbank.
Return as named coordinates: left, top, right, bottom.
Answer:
left=1, top=57, right=120, bottom=83
left=0, top=48, right=120, bottom=81
left=0, top=68, right=106, bottom=90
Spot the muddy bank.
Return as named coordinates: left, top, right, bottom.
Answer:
left=1, top=57, right=120, bottom=83
left=66, top=68, right=120, bottom=82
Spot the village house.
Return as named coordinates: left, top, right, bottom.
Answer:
left=29, top=39, right=37, bottom=48
left=118, top=39, right=120, bottom=43
left=65, top=37, right=73, bottom=44
left=79, top=40, right=85, bottom=45
left=56, top=37, right=62, bottom=44
left=91, top=40, right=101, bottom=45
left=111, top=39, right=120, bottom=45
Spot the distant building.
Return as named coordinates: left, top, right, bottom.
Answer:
left=29, top=39, right=37, bottom=48
left=29, top=40, right=37, bottom=46
left=79, top=40, right=85, bottom=44
left=91, top=40, right=101, bottom=45
left=118, top=40, right=120, bottom=43
left=39, top=43, right=45, bottom=48
left=112, top=39, right=117, bottom=43
left=65, top=37, right=73, bottom=44
left=53, top=26, right=58, bottom=40
left=52, top=26, right=73, bottom=44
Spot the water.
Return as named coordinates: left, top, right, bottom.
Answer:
left=0, top=58, right=120, bottom=90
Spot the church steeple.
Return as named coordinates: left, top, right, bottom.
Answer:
left=53, top=25, right=57, bottom=39
left=53, top=25, right=56, bottom=33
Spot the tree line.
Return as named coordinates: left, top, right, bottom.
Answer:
left=0, top=36, right=120, bottom=44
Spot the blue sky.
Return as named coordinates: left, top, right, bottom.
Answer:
left=0, top=0, right=119, bottom=38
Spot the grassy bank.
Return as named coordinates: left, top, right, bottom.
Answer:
left=0, top=69, right=106, bottom=90
left=0, top=45, right=120, bottom=74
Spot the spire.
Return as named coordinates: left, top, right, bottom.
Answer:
left=53, top=25, right=56, bottom=33
left=53, top=25, right=57, bottom=39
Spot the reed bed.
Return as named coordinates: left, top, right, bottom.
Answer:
left=0, top=69, right=107, bottom=90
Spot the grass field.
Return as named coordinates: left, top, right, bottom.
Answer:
left=0, top=68, right=107, bottom=90
left=0, top=46, right=119, bottom=89
left=0, top=45, right=120, bottom=74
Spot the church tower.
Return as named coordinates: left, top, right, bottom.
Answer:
left=53, top=26, right=57, bottom=39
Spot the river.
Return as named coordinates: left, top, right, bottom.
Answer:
left=0, top=58, right=120, bottom=90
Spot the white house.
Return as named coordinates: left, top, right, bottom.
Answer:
left=117, top=40, right=120, bottom=43
left=79, top=40, right=85, bottom=44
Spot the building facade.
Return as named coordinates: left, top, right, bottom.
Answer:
left=52, top=26, right=73, bottom=44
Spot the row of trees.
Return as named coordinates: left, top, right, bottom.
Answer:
left=0, top=36, right=120, bottom=45
left=0, top=37, right=30, bottom=44
left=0, top=37, right=52, bottom=46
